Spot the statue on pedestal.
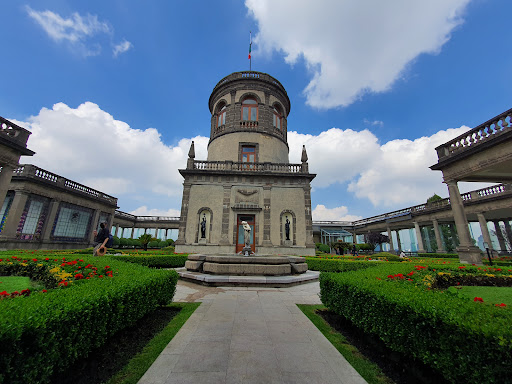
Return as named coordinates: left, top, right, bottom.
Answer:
left=285, top=218, right=290, bottom=241
left=200, top=216, right=206, bottom=238
left=242, top=221, right=252, bottom=256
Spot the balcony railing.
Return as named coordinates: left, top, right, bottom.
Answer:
left=435, top=108, right=512, bottom=161
left=352, top=183, right=511, bottom=227
left=212, top=71, right=287, bottom=96
left=191, top=160, right=305, bottom=173
left=0, top=116, right=32, bottom=149
left=113, top=210, right=180, bottom=224
left=12, top=164, right=118, bottom=206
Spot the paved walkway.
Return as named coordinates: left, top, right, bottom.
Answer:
left=139, top=280, right=367, bottom=384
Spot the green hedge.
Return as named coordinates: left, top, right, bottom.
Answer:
left=305, top=257, right=378, bottom=272
left=417, top=252, right=458, bottom=258
left=0, top=256, right=178, bottom=384
left=112, top=254, right=188, bottom=268
left=319, top=264, right=512, bottom=383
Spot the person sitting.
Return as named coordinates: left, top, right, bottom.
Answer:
left=93, top=222, right=110, bottom=256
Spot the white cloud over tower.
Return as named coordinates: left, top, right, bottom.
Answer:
left=15, top=102, right=469, bottom=220
left=246, top=0, right=470, bottom=108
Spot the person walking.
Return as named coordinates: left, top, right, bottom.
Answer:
left=93, top=222, right=110, bottom=256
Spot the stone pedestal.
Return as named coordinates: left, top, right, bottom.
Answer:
left=198, top=238, right=207, bottom=245
left=283, top=240, right=292, bottom=247
left=457, top=245, right=483, bottom=264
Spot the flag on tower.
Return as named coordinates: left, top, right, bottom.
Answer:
left=248, top=31, right=252, bottom=59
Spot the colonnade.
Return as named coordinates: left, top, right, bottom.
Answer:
left=112, top=225, right=177, bottom=241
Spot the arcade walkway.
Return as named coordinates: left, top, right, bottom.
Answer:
left=138, top=280, right=366, bottom=384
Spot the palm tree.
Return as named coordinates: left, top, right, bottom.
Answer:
left=138, top=234, right=156, bottom=251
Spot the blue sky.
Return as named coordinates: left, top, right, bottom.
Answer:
left=1, top=0, right=510, bottom=221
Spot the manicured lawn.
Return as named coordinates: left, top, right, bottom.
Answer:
left=0, top=275, right=42, bottom=292
left=447, top=286, right=512, bottom=306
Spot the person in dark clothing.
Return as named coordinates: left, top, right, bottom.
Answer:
left=93, top=222, right=110, bottom=256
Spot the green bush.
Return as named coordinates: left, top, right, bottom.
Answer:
left=371, top=252, right=401, bottom=262
left=305, top=257, right=378, bottom=272
left=148, top=240, right=160, bottom=248
left=315, top=243, right=330, bottom=253
left=417, top=252, right=458, bottom=258
left=113, top=236, right=120, bottom=247
left=112, top=254, right=188, bottom=268
left=158, top=240, right=168, bottom=248
left=0, top=256, right=178, bottom=384
left=166, top=239, right=175, bottom=246
left=319, top=263, right=512, bottom=383
left=119, top=238, right=129, bottom=247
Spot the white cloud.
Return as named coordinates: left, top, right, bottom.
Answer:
left=363, top=119, right=384, bottom=127
left=312, top=204, right=362, bottom=222
left=288, top=125, right=471, bottom=208
left=113, top=39, right=133, bottom=57
left=246, top=0, right=470, bottom=108
left=17, top=102, right=209, bottom=212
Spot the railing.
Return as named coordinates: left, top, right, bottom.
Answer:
left=114, top=210, right=180, bottom=224
left=353, top=183, right=511, bottom=227
left=0, top=116, right=32, bottom=148
left=312, top=221, right=353, bottom=226
left=12, top=164, right=118, bottom=205
left=212, top=71, right=287, bottom=95
left=192, top=160, right=304, bottom=173
left=435, top=108, right=512, bottom=161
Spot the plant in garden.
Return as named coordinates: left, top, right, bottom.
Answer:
left=138, top=234, right=156, bottom=251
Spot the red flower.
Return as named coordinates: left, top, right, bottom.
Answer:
left=407, top=271, right=414, bottom=276
left=495, top=303, right=507, bottom=307
left=458, top=266, right=466, bottom=269
left=387, top=275, right=394, bottom=279
left=42, top=289, right=47, bottom=293
left=376, top=277, right=381, bottom=280
left=74, top=273, right=84, bottom=280
left=32, top=258, right=37, bottom=262
left=474, top=297, right=484, bottom=302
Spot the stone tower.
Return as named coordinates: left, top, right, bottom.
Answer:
left=175, top=71, right=316, bottom=256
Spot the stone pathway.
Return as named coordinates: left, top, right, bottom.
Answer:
left=138, top=280, right=367, bottom=384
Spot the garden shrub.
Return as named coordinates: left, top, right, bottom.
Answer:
left=119, top=238, right=129, bottom=247
left=158, top=240, right=168, bottom=248
left=0, top=255, right=178, bottom=384
left=417, top=252, right=458, bottom=258
left=112, top=254, right=188, bottom=268
left=113, top=235, right=121, bottom=247
left=319, top=263, right=512, bottom=383
left=315, top=243, right=330, bottom=253
left=305, top=257, right=378, bottom=272
left=148, top=240, right=160, bottom=248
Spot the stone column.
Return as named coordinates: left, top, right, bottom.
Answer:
left=144, top=228, right=147, bottom=234
left=504, top=220, right=512, bottom=250
left=0, top=164, right=14, bottom=209
left=432, top=219, right=446, bottom=253
left=131, top=227, right=135, bottom=239
left=176, top=182, right=192, bottom=245
left=303, top=184, right=315, bottom=248
left=477, top=213, right=493, bottom=251
left=414, top=222, right=425, bottom=253
left=262, top=185, right=272, bottom=245
left=387, top=227, right=394, bottom=252
left=89, top=209, right=101, bottom=244
left=493, top=220, right=507, bottom=251
left=446, top=181, right=482, bottom=264
left=1, top=190, right=28, bottom=238
left=114, top=225, right=119, bottom=237
left=42, top=199, right=60, bottom=241
left=155, top=228, right=159, bottom=239
left=396, top=230, right=402, bottom=252
left=219, top=185, right=231, bottom=245
left=163, top=228, right=167, bottom=241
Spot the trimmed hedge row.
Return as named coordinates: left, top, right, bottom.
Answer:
left=319, top=264, right=512, bottom=383
left=417, top=252, right=458, bottom=258
left=0, top=256, right=178, bottom=384
left=304, top=257, right=379, bottom=272
left=112, top=254, right=188, bottom=268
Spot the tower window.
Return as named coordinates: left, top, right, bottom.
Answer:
left=217, top=104, right=226, bottom=127
left=242, top=98, right=258, bottom=121
left=241, top=145, right=256, bottom=169
left=273, top=106, right=282, bottom=130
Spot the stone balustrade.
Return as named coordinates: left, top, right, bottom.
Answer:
left=12, top=164, right=118, bottom=206
left=212, top=71, right=287, bottom=96
left=191, top=160, right=304, bottom=173
left=435, top=108, right=512, bottom=160
left=353, top=183, right=511, bottom=227
left=0, top=116, right=31, bottom=149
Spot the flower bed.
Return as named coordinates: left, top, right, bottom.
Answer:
left=304, top=257, right=382, bottom=272
left=320, top=263, right=512, bottom=383
left=0, top=254, right=178, bottom=384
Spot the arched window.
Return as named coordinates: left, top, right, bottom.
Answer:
left=242, top=98, right=258, bottom=121
left=273, top=105, right=283, bottom=130
left=216, top=104, right=226, bottom=127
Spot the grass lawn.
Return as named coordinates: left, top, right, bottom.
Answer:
left=447, top=286, right=512, bottom=306
left=0, top=275, right=42, bottom=292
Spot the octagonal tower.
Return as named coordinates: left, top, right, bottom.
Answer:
left=175, top=71, right=315, bottom=256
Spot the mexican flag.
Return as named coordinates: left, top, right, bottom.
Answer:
left=248, top=32, right=252, bottom=59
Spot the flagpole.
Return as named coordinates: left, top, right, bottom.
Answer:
left=249, top=31, right=252, bottom=72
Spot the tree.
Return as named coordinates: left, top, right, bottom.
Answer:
left=364, top=232, right=390, bottom=251
left=427, top=193, right=443, bottom=204
left=138, top=234, right=157, bottom=251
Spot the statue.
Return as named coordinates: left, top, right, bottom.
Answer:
left=242, top=221, right=251, bottom=247
left=200, top=216, right=206, bottom=238
left=285, top=218, right=290, bottom=240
